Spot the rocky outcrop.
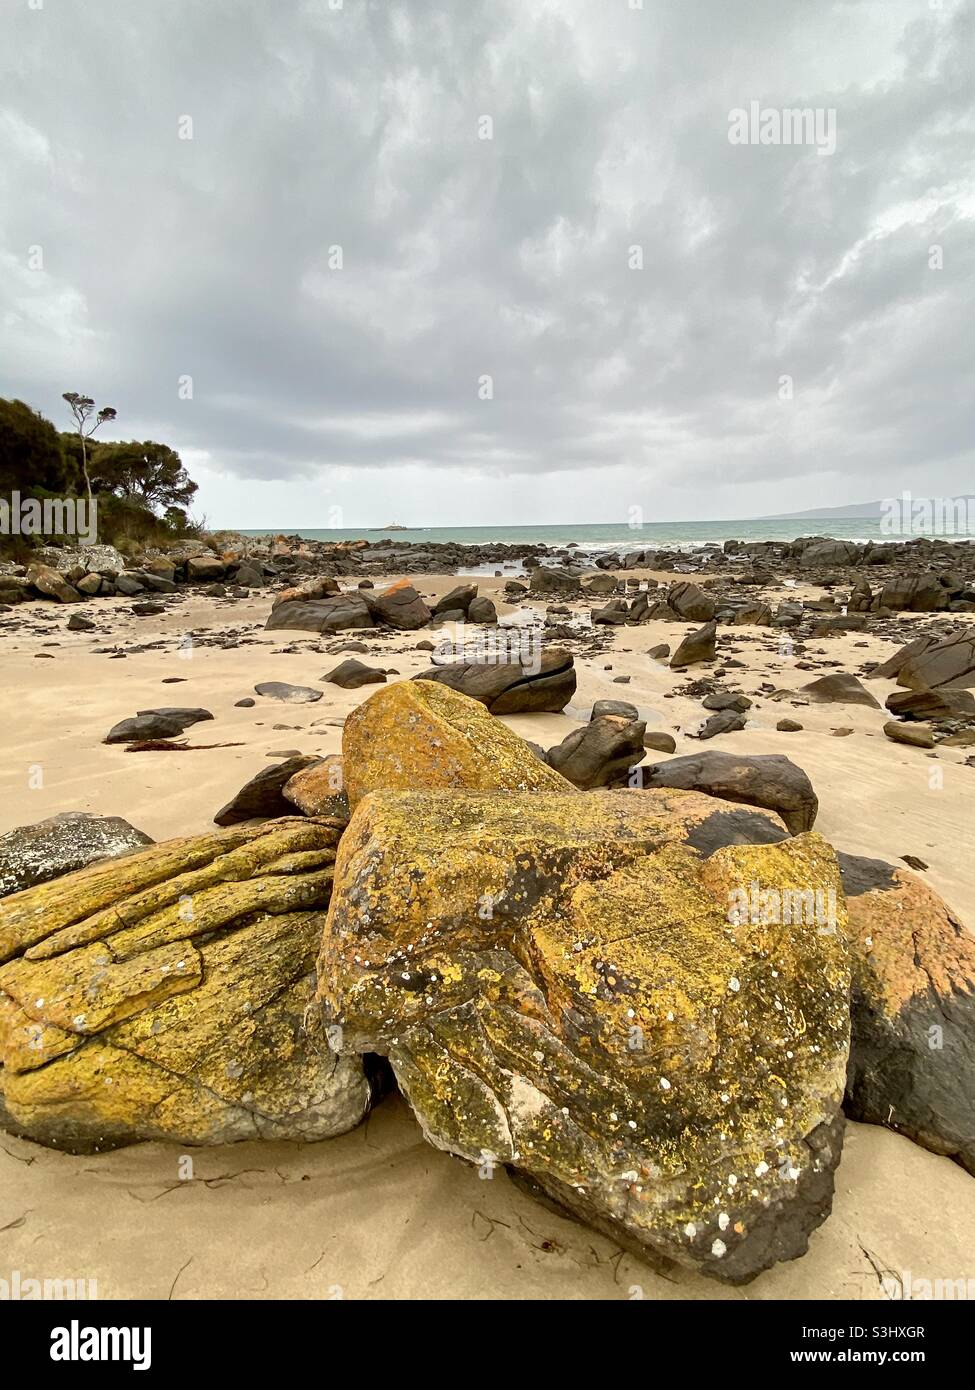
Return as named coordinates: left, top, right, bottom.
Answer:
left=318, top=789, right=851, bottom=1283
left=667, top=581, right=716, bottom=622
left=415, top=649, right=577, bottom=714
left=896, top=631, right=975, bottom=691
left=841, top=856, right=975, bottom=1177
left=341, top=680, right=572, bottom=809
left=0, top=819, right=370, bottom=1151
left=639, top=751, right=818, bottom=835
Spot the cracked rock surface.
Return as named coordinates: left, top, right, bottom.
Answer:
left=318, top=787, right=851, bottom=1283
left=0, top=817, right=371, bottom=1152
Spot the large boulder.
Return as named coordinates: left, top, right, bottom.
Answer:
left=0, top=814, right=153, bottom=900
left=879, top=575, right=949, bottom=612
left=318, top=789, right=851, bottom=1284
left=799, top=674, right=881, bottom=709
left=670, top=620, right=717, bottom=668
left=639, top=751, right=818, bottom=835
left=341, top=680, right=572, bottom=809
left=896, top=631, right=975, bottom=691
left=0, top=818, right=370, bottom=1151
left=841, top=856, right=975, bottom=1177
left=798, top=540, right=862, bottom=569
left=415, top=649, right=577, bottom=714
left=185, top=555, right=227, bottom=582
left=885, top=687, right=975, bottom=721
left=27, top=564, right=82, bottom=604
left=546, top=715, right=647, bottom=788
left=667, top=581, right=716, bottom=622
left=265, top=593, right=373, bottom=634
left=363, top=581, right=431, bottom=630
left=432, top=584, right=478, bottom=616
left=528, top=566, right=585, bottom=596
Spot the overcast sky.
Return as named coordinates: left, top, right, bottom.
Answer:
left=2, top=0, right=973, bottom=528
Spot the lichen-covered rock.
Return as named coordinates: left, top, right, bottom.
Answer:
left=840, top=855, right=975, bottom=1176
left=318, top=788, right=851, bottom=1283
left=342, top=680, right=572, bottom=809
left=363, top=581, right=431, bottom=630
left=0, top=813, right=154, bottom=900
left=0, top=818, right=370, bottom=1152
left=282, top=756, right=349, bottom=821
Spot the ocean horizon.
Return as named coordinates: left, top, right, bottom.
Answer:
left=238, top=516, right=975, bottom=552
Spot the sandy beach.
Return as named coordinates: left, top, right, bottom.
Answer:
left=2, top=569, right=973, bottom=1300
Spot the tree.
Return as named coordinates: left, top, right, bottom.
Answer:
left=89, top=440, right=198, bottom=515
left=0, top=398, right=68, bottom=493
left=62, top=392, right=117, bottom=505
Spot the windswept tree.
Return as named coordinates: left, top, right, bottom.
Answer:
left=90, top=440, right=198, bottom=515
left=62, top=392, right=117, bottom=505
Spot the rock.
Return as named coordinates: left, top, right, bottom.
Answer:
left=643, top=730, right=677, bottom=754
left=318, top=789, right=850, bottom=1283
left=841, top=856, right=975, bottom=1176
left=591, top=699, right=639, bottom=721
left=432, top=584, right=478, bottom=616
left=234, top=697, right=256, bottom=708
left=546, top=716, right=647, bottom=789
left=647, top=643, right=670, bottom=660
left=135, top=707, right=214, bottom=731
left=582, top=573, right=620, bottom=596
left=213, top=755, right=320, bottom=825
left=592, top=603, right=628, bottom=625
left=694, top=710, right=747, bottom=739
left=798, top=540, right=862, bottom=568
left=467, top=596, right=498, bottom=624
left=104, top=714, right=186, bottom=744
left=670, top=620, right=717, bottom=668
left=272, top=577, right=340, bottom=607
left=897, top=631, right=975, bottom=691
left=281, top=756, right=349, bottom=821
left=322, top=659, right=387, bottom=690
left=185, top=555, right=227, bottom=582
left=866, top=635, right=938, bottom=682
left=265, top=593, right=373, bottom=634
left=0, top=818, right=370, bottom=1151
left=254, top=681, right=323, bottom=704
left=27, top=564, right=82, bottom=604
left=667, top=581, right=716, bottom=622
left=639, top=751, right=818, bottom=834
left=528, top=566, right=585, bottom=596
left=341, top=680, right=572, bottom=809
left=0, top=814, right=153, bottom=900
left=883, top=721, right=936, bottom=749
left=879, top=575, right=948, bottom=612
left=777, top=719, right=803, bottom=733
left=702, top=692, right=752, bottom=713
left=730, top=602, right=773, bottom=626
left=415, top=649, right=577, bottom=714
left=67, top=614, right=97, bottom=631
left=115, top=574, right=145, bottom=596
left=363, top=581, right=431, bottom=630
left=799, top=674, right=881, bottom=708
left=233, top=563, right=265, bottom=588
left=885, top=688, right=975, bottom=721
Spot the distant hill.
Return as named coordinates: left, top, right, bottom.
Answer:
left=762, top=497, right=975, bottom=521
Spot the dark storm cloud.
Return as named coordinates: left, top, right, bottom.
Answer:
left=1, top=0, right=973, bottom=523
